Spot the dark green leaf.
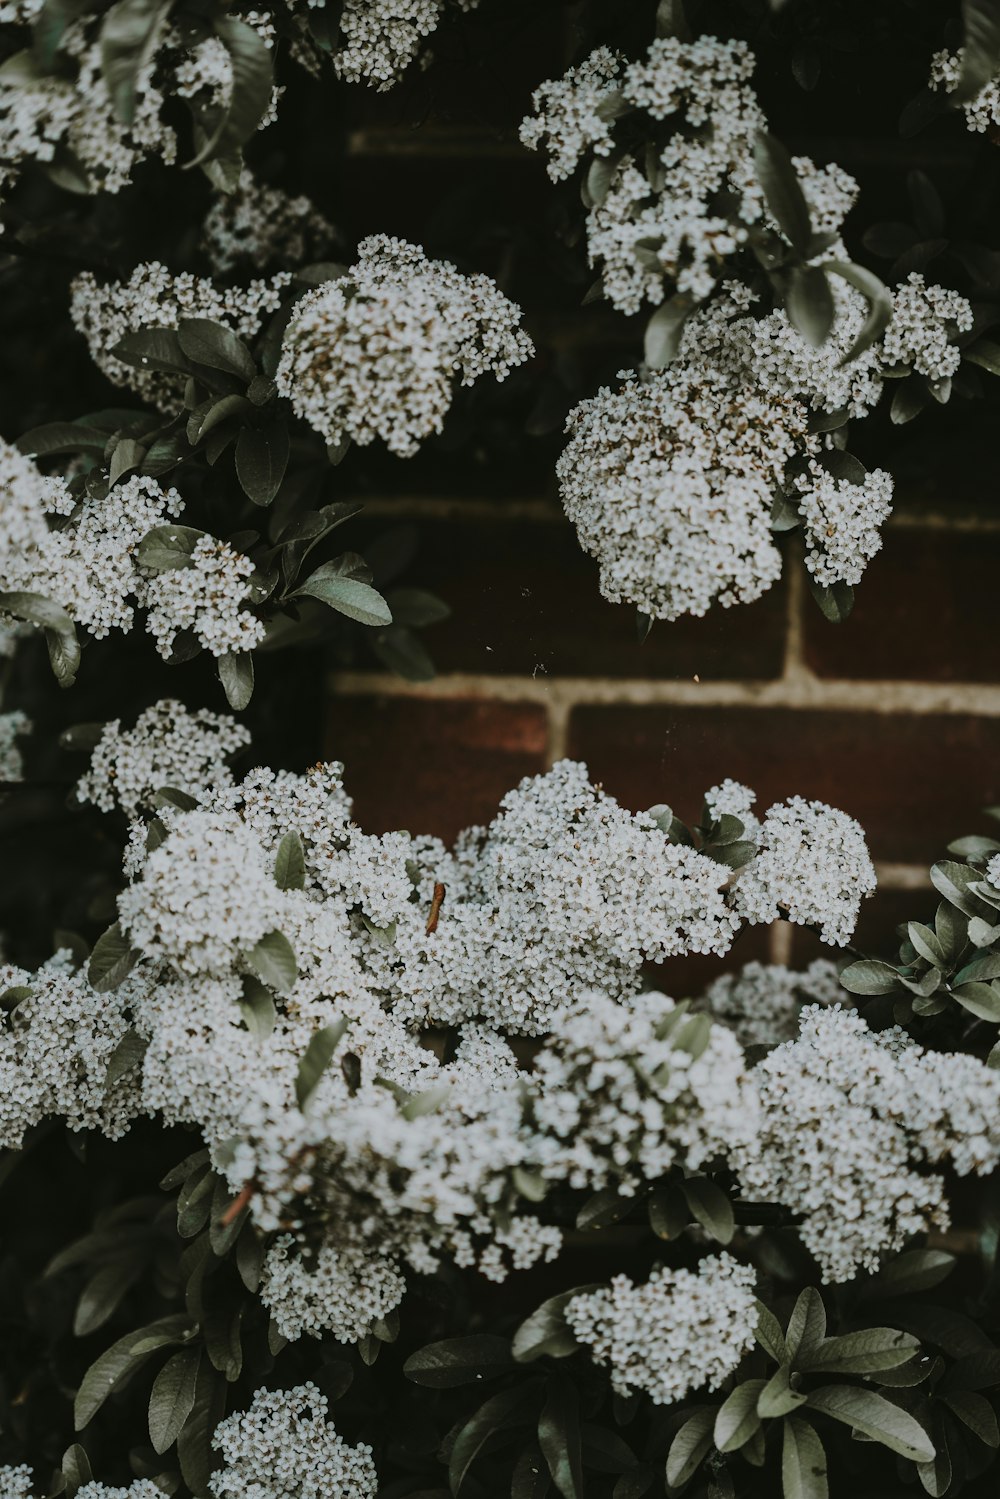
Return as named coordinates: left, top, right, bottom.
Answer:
left=450, top=1384, right=540, bottom=1496
left=293, top=566, right=393, bottom=627
left=88, top=922, right=138, bottom=993
left=404, top=1336, right=515, bottom=1388
left=149, top=1347, right=201, bottom=1455
left=800, top=1328, right=920, bottom=1376
left=839, top=960, right=899, bottom=996
left=75, top=1316, right=195, bottom=1429
left=782, top=1415, right=828, bottom=1499
left=177, top=319, right=256, bottom=382
left=715, top=1380, right=766, bottom=1453
left=786, top=1288, right=827, bottom=1365
left=679, top=1176, right=734, bottom=1245
left=538, top=1378, right=583, bottom=1499
left=186, top=17, right=272, bottom=168
left=295, top=1019, right=349, bottom=1112
left=954, top=0, right=1000, bottom=103
left=236, top=423, right=289, bottom=506
left=644, top=294, right=694, bottom=368
left=218, top=652, right=254, bottom=712
left=754, top=131, right=811, bottom=253
left=100, top=0, right=171, bottom=125
left=512, top=1288, right=601, bottom=1363
left=135, top=524, right=205, bottom=573
left=804, top=1386, right=934, bottom=1461
left=274, top=829, right=306, bottom=891
left=665, top=1408, right=714, bottom=1487
left=246, top=930, right=297, bottom=994
left=785, top=266, right=835, bottom=347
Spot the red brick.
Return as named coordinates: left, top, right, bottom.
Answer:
left=328, top=695, right=548, bottom=840
left=804, top=530, right=1000, bottom=682
left=566, top=705, right=1000, bottom=865
left=392, top=519, right=788, bottom=681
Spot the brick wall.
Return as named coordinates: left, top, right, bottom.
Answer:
left=321, top=4, right=999, bottom=989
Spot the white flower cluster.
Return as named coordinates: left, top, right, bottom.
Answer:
left=930, top=48, right=1000, bottom=135
left=523, top=37, right=765, bottom=311
left=733, top=797, right=877, bottom=946
left=0, top=950, right=143, bottom=1149
left=76, top=1485, right=164, bottom=1499
left=209, top=1383, right=378, bottom=1499
left=0, top=709, right=29, bottom=783
left=519, top=46, right=624, bottom=182
left=699, top=958, right=844, bottom=1049
left=565, top=1254, right=758, bottom=1405
left=169, top=14, right=281, bottom=131
left=882, top=272, right=974, bottom=382
left=260, top=1235, right=407, bottom=1342
left=735, top=1005, right=1000, bottom=1280
left=557, top=268, right=900, bottom=620
left=201, top=172, right=338, bottom=276
left=0, top=1466, right=33, bottom=1499
left=76, top=700, right=251, bottom=816
left=275, top=235, right=533, bottom=456
left=69, top=263, right=291, bottom=412
left=796, top=461, right=894, bottom=587
left=0, top=447, right=262, bottom=659
left=526, top=989, right=758, bottom=1193
left=0, top=15, right=175, bottom=203
left=332, top=0, right=480, bottom=90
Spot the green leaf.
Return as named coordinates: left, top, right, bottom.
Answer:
left=450, top=1384, right=539, bottom=1496
left=74, top=1261, right=142, bottom=1336
left=60, top=1442, right=93, bottom=1499
left=18, top=421, right=109, bottom=457
left=908, top=921, right=945, bottom=966
left=826, top=261, right=893, bottom=366
left=799, top=1328, right=920, bottom=1376
left=100, top=0, right=172, bottom=126
left=105, top=1028, right=148, bottom=1088
left=754, top=131, right=811, bottom=253
left=808, top=576, right=854, bottom=623
left=941, top=1390, right=1000, bottom=1447
left=964, top=338, right=1000, bottom=377
left=679, top=1176, right=734, bottom=1245
left=665, top=1408, right=714, bottom=1488
left=75, top=1316, right=195, bottom=1429
left=295, top=1019, right=349, bottom=1112
left=149, top=1346, right=201, bottom=1455
left=218, top=652, right=254, bottom=712
left=839, top=960, right=899, bottom=996
left=386, top=588, right=451, bottom=627
left=186, top=16, right=272, bottom=168
left=715, top=1380, right=766, bottom=1452
left=236, top=423, right=289, bottom=506
left=371, top=625, right=436, bottom=683
left=644, top=294, right=694, bottom=368
left=110, top=328, right=198, bottom=378
left=758, top=1363, right=806, bottom=1419
left=648, top=1184, right=688, bottom=1240
left=655, top=0, right=691, bottom=40
left=293, top=566, right=393, bottom=627
left=756, top=1300, right=788, bottom=1364
left=88, top=922, right=138, bottom=993
left=539, top=1379, right=583, bottom=1499
left=869, top=1250, right=956, bottom=1297
left=782, top=1416, right=828, bottom=1499
left=954, top=0, right=1000, bottom=103
left=0, top=591, right=80, bottom=687
left=512, top=1288, right=601, bottom=1363
left=786, top=1288, right=827, bottom=1365
left=952, top=981, right=1000, bottom=1022
left=238, top=977, right=276, bottom=1039
left=246, top=930, right=297, bottom=994
left=575, top=1187, right=630, bottom=1231
left=176, top=1357, right=227, bottom=1496
left=404, top=1336, right=515, bottom=1388
left=135, top=524, right=205, bottom=573
left=177, top=319, right=256, bottom=383
left=805, top=1386, right=934, bottom=1461
left=786, top=266, right=835, bottom=347
left=931, top=859, right=988, bottom=917
left=274, top=829, right=306, bottom=890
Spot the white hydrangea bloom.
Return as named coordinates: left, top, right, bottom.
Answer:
left=275, top=235, right=533, bottom=457
left=202, top=172, right=337, bottom=275
left=143, top=537, right=266, bottom=658
left=260, top=1235, right=406, bottom=1342
left=565, top=1254, right=757, bottom=1404
left=737, top=1006, right=1000, bottom=1280
left=209, top=1383, right=378, bottom=1499
left=987, top=853, right=1000, bottom=889
left=76, top=1484, right=165, bottom=1499
left=796, top=461, right=894, bottom=586
left=0, top=1465, right=34, bottom=1499
left=0, top=710, right=29, bottom=783
left=930, top=48, right=1000, bottom=135
left=527, top=989, right=758, bottom=1193
left=0, top=951, right=146, bottom=1149
left=332, top=0, right=480, bottom=91
left=882, top=273, right=974, bottom=381
left=703, top=779, right=760, bottom=839
left=734, top=796, right=876, bottom=945
left=118, top=810, right=283, bottom=976
left=519, top=46, right=624, bottom=181
left=69, top=263, right=291, bottom=412
left=557, top=370, right=792, bottom=620
left=76, top=700, right=251, bottom=815
left=699, top=958, right=844, bottom=1049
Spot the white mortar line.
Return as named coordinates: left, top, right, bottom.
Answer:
left=327, top=669, right=1000, bottom=718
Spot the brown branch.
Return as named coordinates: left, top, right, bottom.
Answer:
left=220, top=1180, right=255, bottom=1226
left=426, top=882, right=446, bottom=935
